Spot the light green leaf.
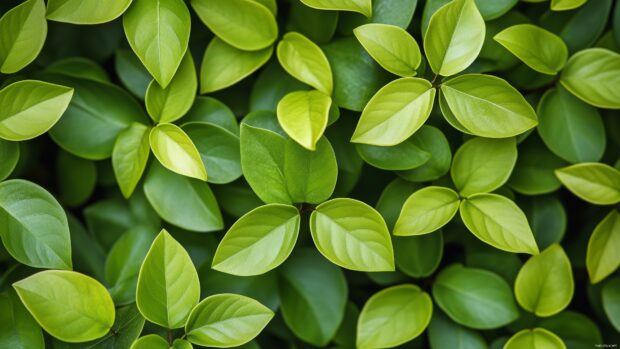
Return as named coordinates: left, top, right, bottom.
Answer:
left=551, top=0, right=588, bottom=11
left=279, top=248, right=347, bottom=346
left=432, top=264, right=519, bottom=329
left=310, top=198, right=394, bottom=271
left=185, top=294, right=273, bottom=347
left=602, top=277, right=620, bottom=332
left=357, top=284, right=432, bottom=349
left=150, top=123, right=207, bottom=181
left=47, top=0, right=132, bottom=24
left=0, top=179, right=72, bottom=270
left=0, top=0, right=46, bottom=74
left=300, top=0, right=372, bottom=17
left=394, top=186, right=460, bottom=236
left=0, top=290, right=44, bottom=349
left=130, top=335, right=168, bottom=349
left=560, top=48, right=620, bottom=109
left=112, top=123, right=151, bottom=198
left=277, top=90, right=331, bottom=150
left=514, top=244, right=574, bottom=317
left=191, top=0, right=278, bottom=51
left=172, top=339, right=192, bottom=349
left=537, top=87, right=606, bottom=164
left=0, top=80, right=73, bottom=141
left=587, top=210, right=620, bottom=284
left=504, top=328, right=566, bottom=349
left=277, top=32, right=333, bottom=95
left=351, top=78, right=435, bottom=146
left=212, top=204, right=300, bottom=276
left=123, top=0, right=191, bottom=87
left=354, top=23, right=421, bottom=77
left=441, top=74, right=538, bottom=138
left=13, top=270, right=115, bottom=342
left=451, top=137, right=517, bottom=197
left=424, top=0, right=485, bottom=76
left=200, top=37, right=272, bottom=94
left=0, top=139, right=19, bottom=181
left=136, top=229, right=200, bottom=329
left=494, top=24, right=568, bottom=75
left=146, top=51, right=197, bottom=123
left=555, top=163, right=620, bottom=205
left=460, top=193, right=539, bottom=255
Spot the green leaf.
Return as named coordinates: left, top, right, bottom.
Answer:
left=504, top=328, right=566, bottom=349
left=428, top=311, right=487, bottom=349
left=47, top=0, right=132, bottom=24
left=182, top=96, right=239, bottom=134
left=55, top=151, right=96, bottom=208
left=521, top=196, right=567, bottom=251
left=47, top=75, right=149, bottom=160
left=0, top=0, right=46, bottom=74
left=200, top=37, right=272, bottom=94
left=112, top=123, right=151, bottom=198
left=560, top=48, right=620, bottom=109
left=355, top=137, right=431, bottom=171
left=394, top=186, right=460, bottom=236
left=353, top=23, right=421, bottom=77
left=451, top=137, right=517, bottom=197
left=432, top=264, right=519, bottom=329
left=150, top=123, right=208, bottom=181
left=13, top=270, right=115, bottom=342
left=191, top=0, right=278, bottom=51
left=538, top=311, right=601, bottom=348
left=183, top=122, right=242, bottom=184
left=310, top=198, right=394, bottom=271
left=0, top=80, right=73, bottom=141
left=395, top=233, right=444, bottom=278
left=277, top=90, right=331, bottom=150
left=0, top=179, right=72, bottom=270
left=212, top=204, right=300, bottom=276
left=587, top=210, right=620, bottom=284
left=551, top=0, right=588, bottom=11
left=136, top=229, right=200, bottom=329
left=460, top=193, right=539, bottom=255
left=45, top=57, right=110, bottom=83
left=441, top=74, right=538, bottom=138
left=279, top=248, right=347, bottom=346
left=555, top=163, right=620, bottom=205
left=185, top=294, right=273, bottom=347
left=602, top=277, right=620, bottom=332
left=105, top=227, right=156, bottom=305
left=115, top=49, right=152, bottom=100
left=123, top=0, right=191, bottom=88
left=300, top=0, right=372, bottom=17
left=396, top=125, right=452, bottom=182
left=350, top=78, right=435, bottom=146
left=277, top=32, right=333, bottom=95
left=514, top=244, right=574, bottom=317
left=130, top=335, right=168, bottom=349
left=0, top=139, right=19, bottom=181
left=146, top=51, right=197, bottom=123
left=494, top=24, right=568, bottom=75
left=357, top=284, right=432, bottom=349
left=143, top=162, right=223, bottom=232
left=424, top=0, right=485, bottom=76
left=537, top=87, right=606, bottom=164
left=0, top=289, right=44, bottom=349
left=508, top=135, right=567, bottom=195
left=172, top=339, right=192, bottom=349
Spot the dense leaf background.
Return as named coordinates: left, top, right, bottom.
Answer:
left=0, top=0, right=619, bottom=348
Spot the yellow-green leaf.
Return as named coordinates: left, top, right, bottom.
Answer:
left=394, top=186, right=460, bottom=236
left=277, top=32, right=333, bottom=95
left=300, top=0, right=372, bottom=17
left=112, top=123, right=151, bottom=198
left=555, top=163, right=620, bottom=205
left=551, top=0, right=588, bottom=11
left=276, top=90, right=331, bottom=150
left=504, top=328, right=566, bottom=349
left=149, top=123, right=207, bottom=181
left=0, top=0, right=46, bottom=74
left=47, top=0, right=132, bottom=24
left=587, top=210, right=620, bottom=284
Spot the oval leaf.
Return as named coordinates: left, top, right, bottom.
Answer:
left=351, top=77, right=435, bottom=146
left=136, top=229, right=200, bottom=329
left=551, top=0, right=588, bottom=11
left=150, top=123, right=207, bottom=181
left=310, top=198, right=395, bottom=271
left=354, top=23, right=421, bottom=77
left=112, top=123, right=151, bottom=199
left=185, top=294, right=274, bottom=347
left=212, top=204, right=300, bottom=276
left=0, top=0, right=46, bottom=74
left=0, top=290, right=44, bottom=349
left=587, top=210, right=620, bottom=284
left=515, top=244, right=574, bottom=317
left=47, top=0, right=132, bottom=24
left=277, top=32, right=333, bottom=95
left=555, top=163, right=620, bottom=205
left=504, top=328, right=566, bottom=349
left=394, top=186, right=460, bottom=236
left=602, top=277, right=620, bottom=332
left=460, top=193, right=539, bottom=255
left=13, top=270, right=115, bottom=342
left=300, top=0, right=372, bottom=17
left=277, top=90, right=331, bottom=150
left=424, top=0, right=485, bottom=76
left=131, top=335, right=168, bottom=349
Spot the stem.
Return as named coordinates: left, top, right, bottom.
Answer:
left=167, top=329, right=173, bottom=346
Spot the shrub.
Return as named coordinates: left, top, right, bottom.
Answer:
left=0, top=0, right=619, bottom=348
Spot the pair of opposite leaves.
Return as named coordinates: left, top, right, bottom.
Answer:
left=11, top=230, right=273, bottom=348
